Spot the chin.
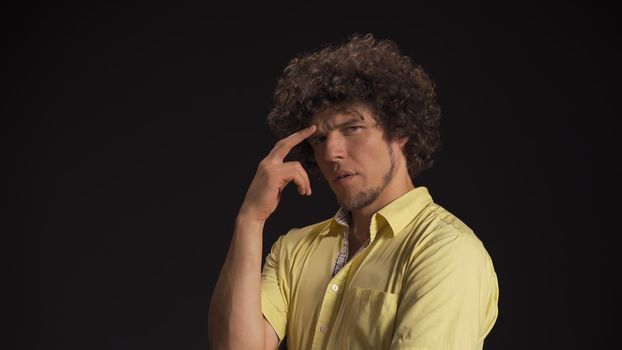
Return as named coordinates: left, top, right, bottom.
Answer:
left=334, top=188, right=356, bottom=202
left=334, top=192, right=353, bottom=207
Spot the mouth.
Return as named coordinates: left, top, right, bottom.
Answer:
left=334, top=172, right=357, bottom=182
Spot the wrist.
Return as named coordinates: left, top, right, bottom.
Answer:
left=236, top=211, right=267, bottom=227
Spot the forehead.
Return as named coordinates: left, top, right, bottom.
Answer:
left=311, top=104, right=375, bottom=130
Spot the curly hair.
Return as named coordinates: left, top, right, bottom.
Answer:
left=267, top=33, right=442, bottom=179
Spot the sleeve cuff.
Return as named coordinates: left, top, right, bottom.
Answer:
left=261, top=293, right=287, bottom=341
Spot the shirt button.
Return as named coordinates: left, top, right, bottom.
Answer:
left=331, top=284, right=339, bottom=292
left=319, top=325, right=328, bottom=333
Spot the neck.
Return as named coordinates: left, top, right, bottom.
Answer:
left=348, top=170, right=414, bottom=243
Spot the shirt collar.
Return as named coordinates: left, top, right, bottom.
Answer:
left=321, top=186, right=434, bottom=237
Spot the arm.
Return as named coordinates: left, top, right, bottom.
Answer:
left=207, top=125, right=316, bottom=350
left=390, top=233, right=499, bottom=349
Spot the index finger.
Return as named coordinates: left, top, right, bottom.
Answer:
left=267, top=125, right=317, bottom=162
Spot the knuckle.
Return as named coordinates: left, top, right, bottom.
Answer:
left=258, top=160, right=272, bottom=172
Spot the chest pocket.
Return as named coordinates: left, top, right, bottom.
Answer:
left=328, top=287, right=398, bottom=349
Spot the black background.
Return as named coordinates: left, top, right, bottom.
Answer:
left=5, top=2, right=620, bottom=349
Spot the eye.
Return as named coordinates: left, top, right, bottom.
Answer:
left=343, top=126, right=362, bottom=135
left=309, top=136, right=326, bottom=146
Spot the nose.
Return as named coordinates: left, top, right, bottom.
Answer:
left=321, top=133, right=347, bottom=163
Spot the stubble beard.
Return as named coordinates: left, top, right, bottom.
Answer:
left=339, top=146, right=397, bottom=212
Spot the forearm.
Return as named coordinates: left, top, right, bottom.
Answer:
left=208, top=215, right=266, bottom=350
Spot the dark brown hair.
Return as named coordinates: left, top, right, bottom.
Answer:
left=267, top=33, right=442, bottom=179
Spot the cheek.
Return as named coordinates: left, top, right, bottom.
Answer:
left=353, top=143, right=392, bottom=173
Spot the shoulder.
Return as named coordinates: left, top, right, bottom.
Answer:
left=422, top=202, right=476, bottom=238
left=407, top=202, right=493, bottom=265
left=268, top=217, right=334, bottom=254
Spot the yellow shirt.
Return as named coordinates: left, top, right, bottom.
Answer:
left=261, top=186, right=498, bottom=349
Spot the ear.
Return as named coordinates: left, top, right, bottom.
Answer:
left=397, top=136, right=409, bottom=149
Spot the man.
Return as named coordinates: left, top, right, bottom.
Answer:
left=208, top=33, right=498, bottom=349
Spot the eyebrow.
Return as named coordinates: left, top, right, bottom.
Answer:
left=319, top=117, right=365, bottom=133
left=334, top=118, right=364, bottom=129
left=307, top=117, right=365, bottom=144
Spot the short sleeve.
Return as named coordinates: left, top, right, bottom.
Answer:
left=390, top=233, right=499, bottom=350
left=261, top=234, right=289, bottom=341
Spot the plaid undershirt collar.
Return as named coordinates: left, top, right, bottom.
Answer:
left=330, top=209, right=370, bottom=278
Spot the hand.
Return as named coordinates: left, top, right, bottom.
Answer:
left=238, top=125, right=317, bottom=222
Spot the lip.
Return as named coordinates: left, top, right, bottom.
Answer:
left=334, top=173, right=357, bottom=184
left=333, top=170, right=356, bottom=181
